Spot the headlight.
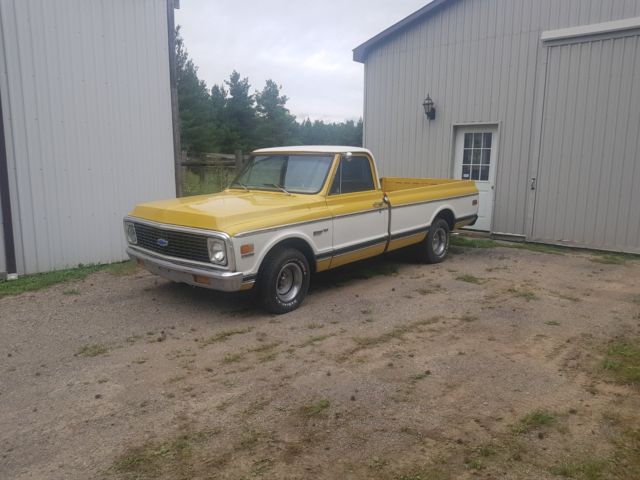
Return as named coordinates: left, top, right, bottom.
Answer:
left=124, top=222, right=137, bottom=245
left=207, top=238, right=227, bottom=265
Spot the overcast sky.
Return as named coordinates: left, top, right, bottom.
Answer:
left=175, top=0, right=429, bottom=123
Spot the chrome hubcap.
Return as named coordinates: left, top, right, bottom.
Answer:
left=276, top=262, right=303, bottom=302
left=432, top=228, right=447, bottom=256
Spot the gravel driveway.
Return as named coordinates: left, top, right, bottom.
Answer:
left=1, top=241, right=639, bottom=479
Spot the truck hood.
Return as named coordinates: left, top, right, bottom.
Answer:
left=129, top=190, right=328, bottom=236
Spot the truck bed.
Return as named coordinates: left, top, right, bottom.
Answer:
left=381, top=177, right=478, bottom=206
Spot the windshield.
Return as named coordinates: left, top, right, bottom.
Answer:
left=230, top=154, right=334, bottom=194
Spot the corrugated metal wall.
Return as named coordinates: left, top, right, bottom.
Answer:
left=532, top=33, right=640, bottom=253
left=363, top=0, right=640, bottom=242
left=0, top=200, right=5, bottom=275
left=0, top=0, right=176, bottom=274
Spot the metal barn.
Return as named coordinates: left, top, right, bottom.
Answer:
left=354, top=0, right=640, bottom=253
left=0, top=0, right=180, bottom=278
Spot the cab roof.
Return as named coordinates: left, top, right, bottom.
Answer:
left=252, top=146, right=372, bottom=155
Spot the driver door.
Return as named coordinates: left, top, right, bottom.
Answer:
left=326, top=154, right=388, bottom=268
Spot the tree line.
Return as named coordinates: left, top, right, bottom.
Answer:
left=175, top=27, right=363, bottom=154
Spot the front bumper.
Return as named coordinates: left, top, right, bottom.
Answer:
left=127, top=247, right=248, bottom=292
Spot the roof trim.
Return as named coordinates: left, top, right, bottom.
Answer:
left=353, top=0, right=455, bottom=63
left=541, top=16, right=640, bottom=42
left=253, top=146, right=372, bottom=154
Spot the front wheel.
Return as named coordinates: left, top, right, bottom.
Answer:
left=257, top=247, right=310, bottom=314
left=416, top=218, right=450, bottom=264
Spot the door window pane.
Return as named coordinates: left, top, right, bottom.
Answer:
left=462, top=165, right=470, bottom=179
left=480, top=166, right=490, bottom=181
left=482, top=150, right=491, bottom=165
left=464, top=133, right=473, bottom=148
left=483, top=133, right=492, bottom=149
left=473, top=133, right=483, bottom=148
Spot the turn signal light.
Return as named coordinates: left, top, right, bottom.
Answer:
left=193, top=275, right=211, bottom=285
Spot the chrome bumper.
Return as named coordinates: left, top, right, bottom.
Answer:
left=127, top=247, right=247, bottom=292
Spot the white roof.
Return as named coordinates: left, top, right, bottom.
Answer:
left=252, top=145, right=372, bottom=155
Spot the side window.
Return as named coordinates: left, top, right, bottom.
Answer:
left=329, top=156, right=375, bottom=194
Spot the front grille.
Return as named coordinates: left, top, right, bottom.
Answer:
left=134, top=223, right=211, bottom=264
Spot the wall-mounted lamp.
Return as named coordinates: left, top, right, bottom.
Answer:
left=423, top=95, right=436, bottom=120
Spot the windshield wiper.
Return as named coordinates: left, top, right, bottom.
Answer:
left=264, top=183, right=291, bottom=195
left=231, top=182, right=249, bottom=191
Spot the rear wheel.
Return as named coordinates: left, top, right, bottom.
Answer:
left=257, top=247, right=310, bottom=314
left=416, top=218, right=450, bottom=264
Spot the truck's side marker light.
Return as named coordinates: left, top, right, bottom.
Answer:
left=240, top=244, right=255, bottom=257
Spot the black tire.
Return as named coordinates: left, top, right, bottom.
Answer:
left=257, top=247, right=310, bottom=314
left=416, top=218, right=450, bottom=264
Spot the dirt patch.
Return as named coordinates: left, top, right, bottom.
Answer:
left=1, top=243, right=639, bottom=479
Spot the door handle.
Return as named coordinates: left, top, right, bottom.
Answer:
left=373, top=201, right=385, bottom=208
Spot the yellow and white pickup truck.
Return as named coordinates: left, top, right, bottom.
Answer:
left=124, top=146, right=478, bottom=313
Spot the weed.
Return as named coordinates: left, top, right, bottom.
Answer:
left=549, top=459, right=607, bottom=479
left=301, top=399, right=330, bottom=417
left=451, top=236, right=500, bottom=249
left=133, top=357, right=148, bottom=365
left=600, top=340, right=640, bottom=385
left=545, top=320, right=561, bottom=326
left=460, top=315, right=478, bottom=322
left=306, top=323, right=324, bottom=329
left=243, top=399, right=270, bottom=416
left=299, top=334, right=334, bottom=348
left=0, top=264, right=104, bottom=297
left=239, top=428, right=261, bottom=450
left=361, top=309, right=373, bottom=315
left=509, top=288, right=538, bottom=301
left=222, top=353, right=244, bottom=364
left=248, top=342, right=281, bottom=353
left=451, top=235, right=567, bottom=255
left=557, top=293, right=581, bottom=302
left=62, top=288, right=80, bottom=295
left=201, top=328, right=252, bottom=346
left=76, top=344, right=108, bottom=357
left=105, top=260, right=138, bottom=276
left=456, top=274, right=484, bottom=284
left=512, top=409, right=556, bottom=433
left=409, top=371, right=431, bottom=384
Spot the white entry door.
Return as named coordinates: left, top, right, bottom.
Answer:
left=453, top=127, right=498, bottom=231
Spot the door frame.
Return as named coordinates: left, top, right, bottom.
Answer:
left=450, top=122, right=501, bottom=232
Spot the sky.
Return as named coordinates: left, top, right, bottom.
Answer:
left=175, top=0, right=429, bottom=123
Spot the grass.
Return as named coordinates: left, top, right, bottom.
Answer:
left=301, top=399, right=330, bottom=417
left=0, top=260, right=139, bottom=298
left=549, top=459, right=608, bottom=479
left=601, top=340, right=640, bottom=386
left=451, top=235, right=567, bottom=255
left=201, top=328, right=252, bottom=346
left=63, top=288, right=80, bottom=295
left=76, top=344, right=108, bottom=357
left=112, top=429, right=220, bottom=478
left=456, top=274, right=484, bottom=284
left=512, top=409, right=556, bottom=434
left=349, top=317, right=440, bottom=354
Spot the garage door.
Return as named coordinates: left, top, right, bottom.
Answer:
left=531, top=33, right=640, bottom=253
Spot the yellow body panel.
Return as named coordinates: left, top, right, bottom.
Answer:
left=329, top=242, right=387, bottom=268
left=387, top=232, right=427, bottom=252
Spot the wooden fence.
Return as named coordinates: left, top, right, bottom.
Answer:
left=176, top=150, right=249, bottom=197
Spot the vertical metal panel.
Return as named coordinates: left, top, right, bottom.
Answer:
left=0, top=0, right=176, bottom=274
left=532, top=34, right=640, bottom=252
left=363, top=0, right=640, bottom=246
left=0, top=197, right=5, bottom=275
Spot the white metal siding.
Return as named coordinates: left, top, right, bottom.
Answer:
left=363, top=0, right=640, bottom=243
left=0, top=199, right=5, bottom=275
left=532, top=34, right=640, bottom=253
left=0, top=0, right=176, bottom=274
